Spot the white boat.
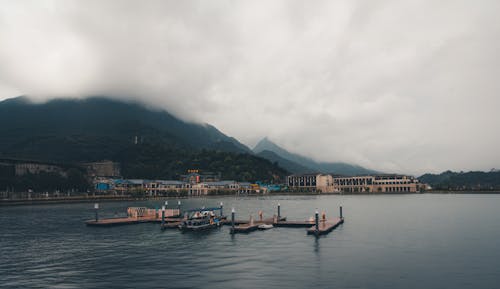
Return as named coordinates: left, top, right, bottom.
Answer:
left=178, top=210, right=220, bottom=231
left=258, top=224, right=274, bottom=230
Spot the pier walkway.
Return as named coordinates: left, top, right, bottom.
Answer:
left=85, top=204, right=345, bottom=237
left=306, top=217, right=344, bottom=236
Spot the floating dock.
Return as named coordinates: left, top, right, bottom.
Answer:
left=229, top=216, right=286, bottom=234
left=86, top=216, right=158, bottom=226
left=85, top=203, right=345, bottom=237
left=85, top=216, right=186, bottom=226
left=230, top=223, right=259, bottom=233
left=229, top=206, right=344, bottom=237
left=85, top=206, right=181, bottom=226
left=274, top=220, right=315, bottom=228
left=306, top=217, right=344, bottom=236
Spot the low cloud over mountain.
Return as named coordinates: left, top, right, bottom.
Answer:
left=1, top=1, right=500, bottom=175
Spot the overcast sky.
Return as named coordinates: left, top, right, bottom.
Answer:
left=1, top=0, right=499, bottom=175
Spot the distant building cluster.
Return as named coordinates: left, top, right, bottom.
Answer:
left=0, top=159, right=121, bottom=178
left=82, top=161, right=121, bottom=178
left=1, top=157, right=427, bottom=195
left=94, top=172, right=267, bottom=196
left=287, top=173, right=425, bottom=193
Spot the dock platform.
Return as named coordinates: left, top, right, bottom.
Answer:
left=85, top=207, right=182, bottom=226
left=85, top=204, right=345, bottom=238
left=274, top=220, right=316, bottom=228
left=229, top=216, right=286, bottom=234
left=230, top=223, right=260, bottom=234
left=85, top=216, right=159, bottom=226
left=306, top=217, right=344, bottom=236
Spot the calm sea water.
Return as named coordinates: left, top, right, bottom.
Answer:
left=1, top=194, right=500, bottom=289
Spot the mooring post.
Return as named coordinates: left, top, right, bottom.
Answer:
left=340, top=206, right=343, bottom=219
left=177, top=200, right=181, bottom=216
left=278, top=203, right=281, bottom=220
left=315, top=209, right=319, bottom=234
left=220, top=202, right=224, bottom=217
left=94, top=203, right=99, bottom=222
left=161, top=205, right=165, bottom=226
left=231, top=208, right=235, bottom=233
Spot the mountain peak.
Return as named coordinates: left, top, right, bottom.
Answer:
left=253, top=136, right=377, bottom=176
left=253, top=137, right=280, bottom=153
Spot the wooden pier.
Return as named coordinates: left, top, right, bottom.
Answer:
left=229, top=205, right=345, bottom=237
left=230, top=223, right=260, bottom=233
left=85, top=203, right=345, bottom=237
left=86, top=216, right=157, bottom=226
left=85, top=206, right=181, bottom=226
left=306, top=217, right=344, bottom=236
left=229, top=216, right=286, bottom=234
left=274, top=220, right=315, bottom=228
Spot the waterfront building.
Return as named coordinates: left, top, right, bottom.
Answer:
left=286, top=173, right=334, bottom=192
left=288, top=173, right=422, bottom=193
left=93, top=177, right=265, bottom=196
left=371, top=175, right=421, bottom=193
left=0, top=158, right=67, bottom=177
left=180, top=170, right=221, bottom=184
left=333, top=175, right=374, bottom=193
left=83, top=161, right=121, bottom=178
left=145, top=180, right=187, bottom=195
left=333, top=174, right=421, bottom=193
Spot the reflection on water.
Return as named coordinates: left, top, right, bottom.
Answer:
left=1, top=194, right=500, bottom=289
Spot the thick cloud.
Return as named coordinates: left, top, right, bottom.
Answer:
left=1, top=0, right=499, bottom=175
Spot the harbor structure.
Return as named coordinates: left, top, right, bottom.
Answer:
left=0, top=158, right=68, bottom=177
left=93, top=178, right=265, bottom=196
left=82, top=161, right=121, bottom=178
left=286, top=174, right=334, bottom=192
left=333, top=174, right=421, bottom=193
left=287, top=173, right=423, bottom=193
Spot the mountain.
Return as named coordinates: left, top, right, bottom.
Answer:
left=253, top=137, right=377, bottom=176
left=0, top=96, right=287, bottom=183
left=0, top=96, right=250, bottom=162
left=418, top=170, right=500, bottom=190
left=256, top=150, right=314, bottom=174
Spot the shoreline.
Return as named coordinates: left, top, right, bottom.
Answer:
left=2, top=190, right=500, bottom=207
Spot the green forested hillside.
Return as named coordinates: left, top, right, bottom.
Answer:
left=0, top=96, right=250, bottom=162
left=418, top=170, right=500, bottom=190
left=0, top=97, right=288, bottom=190
left=117, top=144, right=287, bottom=182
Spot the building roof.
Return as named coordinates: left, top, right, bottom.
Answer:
left=156, top=180, right=186, bottom=185
left=205, top=181, right=237, bottom=186
left=127, top=179, right=148, bottom=185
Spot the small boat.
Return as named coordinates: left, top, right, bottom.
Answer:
left=258, top=224, right=274, bottom=230
left=178, top=210, right=220, bottom=231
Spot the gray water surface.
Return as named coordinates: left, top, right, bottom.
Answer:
left=1, top=194, right=499, bottom=289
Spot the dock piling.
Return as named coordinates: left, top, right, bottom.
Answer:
left=94, top=203, right=99, bottom=222
left=220, top=202, right=224, bottom=217
left=177, top=200, right=181, bottom=216
left=278, top=203, right=281, bottom=219
left=161, top=206, right=165, bottom=226
left=315, top=209, right=319, bottom=234
left=231, top=208, right=235, bottom=233
left=340, top=206, right=343, bottom=219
